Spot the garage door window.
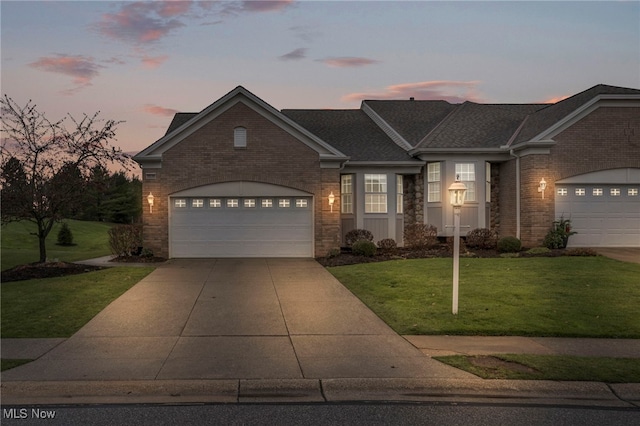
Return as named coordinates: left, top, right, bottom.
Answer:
left=610, top=188, right=621, bottom=196
left=192, top=199, right=204, bottom=208
left=557, top=188, right=567, bottom=196
left=575, top=188, right=585, bottom=196
left=296, top=199, right=308, bottom=208
left=262, top=199, right=273, bottom=208
left=175, top=199, right=187, bottom=208
left=210, top=199, right=222, bottom=208
left=244, top=199, right=256, bottom=208
left=279, top=199, right=290, bottom=208
left=227, top=199, right=239, bottom=208
left=629, top=189, right=638, bottom=196
left=593, top=188, right=603, bottom=196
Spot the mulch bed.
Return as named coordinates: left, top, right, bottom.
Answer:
left=316, top=245, right=568, bottom=267
left=1, top=262, right=105, bottom=283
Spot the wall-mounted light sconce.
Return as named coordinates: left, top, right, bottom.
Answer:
left=328, top=191, right=335, bottom=212
left=147, top=192, right=155, bottom=213
left=538, top=178, right=547, bottom=199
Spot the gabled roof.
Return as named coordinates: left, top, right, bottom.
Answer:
left=281, top=109, right=419, bottom=162
left=512, top=84, right=640, bottom=145
left=134, top=86, right=348, bottom=166
left=362, top=100, right=457, bottom=147
left=414, top=102, right=544, bottom=150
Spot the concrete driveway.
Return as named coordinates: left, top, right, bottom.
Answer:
left=595, top=248, right=640, bottom=264
left=2, top=258, right=471, bottom=381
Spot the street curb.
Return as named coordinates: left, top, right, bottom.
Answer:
left=2, top=379, right=639, bottom=407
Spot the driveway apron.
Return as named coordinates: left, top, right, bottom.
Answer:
left=2, top=259, right=470, bottom=381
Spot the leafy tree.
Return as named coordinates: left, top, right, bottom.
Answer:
left=0, top=95, right=132, bottom=263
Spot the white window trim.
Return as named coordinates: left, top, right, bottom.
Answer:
left=365, top=174, right=387, bottom=213
left=341, top=175, right=353, bottom=214
left=455, top=163, right=476, bottom=202
left=427, top=162, right=441, bottom=203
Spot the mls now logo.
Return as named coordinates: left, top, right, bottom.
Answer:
left=3, top=408, right=56, bottom=419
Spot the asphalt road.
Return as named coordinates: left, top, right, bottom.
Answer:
left=2, top=403, right=639, bottom=426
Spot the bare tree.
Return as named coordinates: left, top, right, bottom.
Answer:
left=1, top=95, right=133, bottom=263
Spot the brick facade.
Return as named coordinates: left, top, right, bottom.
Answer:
left=141, top=102, right=342, bottom=258
left=499, top=107, right=640, bottom=247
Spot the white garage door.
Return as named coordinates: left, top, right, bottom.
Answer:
left=555, top=179, right=640, bottom=247
left=169, top=182, right=314, bottom=257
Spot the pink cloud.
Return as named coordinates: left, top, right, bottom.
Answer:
left=29, top=54, right=103, bottom=90
left=94, top=1, right=188, bottom=44
left=541, top=94, right=570, bottom=104
left=341, top=81, right=484, bottom=103
left=141, top=55, right=169, bottom=69
left=319, top=57, right=380, bottom=68
left=143, top=104, right=179, bottom=117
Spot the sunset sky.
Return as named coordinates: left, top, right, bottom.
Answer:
left=2, top=1, right=639, bottom=156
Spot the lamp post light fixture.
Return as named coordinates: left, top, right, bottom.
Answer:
left=328, top=191, right=335, bottom=212
left=538, top=178, right=547, bottom=199
left=147, top=192, right=155, bottom=213
left=448, top=177, right=467, bottom=315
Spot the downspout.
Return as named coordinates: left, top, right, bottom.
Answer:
left=509, top=150, right=521, bottom=239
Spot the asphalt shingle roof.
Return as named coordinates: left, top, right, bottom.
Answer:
left=415, top=103, right=544, bottom=149
left=282, top=109, right=417, bottom=162
left=165, top=112, right=197, bottom=135
left=513, top=84, right=640, bottom=144
left=363, top=100, right=457, bottom=146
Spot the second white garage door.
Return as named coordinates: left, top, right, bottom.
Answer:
left=555, top=169, right=640, bottom=247
left=169, top=183, right=314, bottom=258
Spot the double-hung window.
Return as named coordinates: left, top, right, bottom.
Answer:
left=341, top=175, right=353, bottom=214
left=427, top=163, right=441, bottom=202
left=365, top=174, right=387, bottom=213
left=455, top=163, right=476, bottom=202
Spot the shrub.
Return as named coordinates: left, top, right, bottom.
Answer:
left=565, top=247, right=598, bottom=257
left=404, top=223, right=438, bottom=248
left=465, top=228, right=498, bottom=249
left=345, top=229, right=374, bottom=246
left=543, top=216, right=577, bottom=249
left=140, top=248, right=154, bottom=258
left=352, top=240, right=377, bottom=257
left=108, top=224, right=142, bottom=257
left=327, top=248, right=341, bottom=258
left=377, top=238, right=397, bottom=251
left=497, top=236, right=521, bottom=253
left=56, top=222, right=74, bottom=246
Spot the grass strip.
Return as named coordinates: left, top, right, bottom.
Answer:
left=434, top=354, right=640, bottom=383
left=1, top=267, right=154, bottom=338
left=328, top=257, right=640, bottom=337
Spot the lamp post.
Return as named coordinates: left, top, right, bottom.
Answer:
left=448, top=178, right=467, bottom=315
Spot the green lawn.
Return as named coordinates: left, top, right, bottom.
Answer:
left=1, top=219, right=114, bottom=271
left=435, top=354, right=640, bottom=383
left=328, top=257, right=640, bottom=337
left=1, top=267, right=154, bottom=338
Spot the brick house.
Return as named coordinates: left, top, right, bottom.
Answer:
left=134, top=84, right=640, bottom=258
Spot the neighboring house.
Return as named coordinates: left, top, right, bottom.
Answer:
left=134, top=84, right=640, bottom=258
